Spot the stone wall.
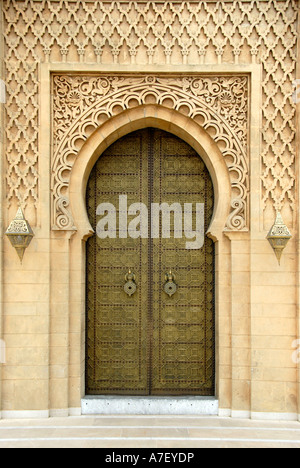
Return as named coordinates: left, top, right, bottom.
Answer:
left=0, top=0, right=299, bottom=420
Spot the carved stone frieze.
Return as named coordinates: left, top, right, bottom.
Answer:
left=2, top=0, right=298, bottom=227
left=52, top=73, right=249, bottom=231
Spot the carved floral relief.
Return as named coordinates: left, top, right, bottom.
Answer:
left=52, top=74, right=249, bottom=231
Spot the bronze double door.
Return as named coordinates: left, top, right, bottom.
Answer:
left=86, top=128, right=215, bottom=396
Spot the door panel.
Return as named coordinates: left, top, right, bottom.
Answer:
left=86, top=131, right=150, bottom=395
left=86, top=128, right=215, bottom=396
left=150, top=130, right=214, bottom=395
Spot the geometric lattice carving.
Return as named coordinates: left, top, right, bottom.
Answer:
left=52, top=73, right=249, bottom=231
left=2, top=1, right=298, bottom=227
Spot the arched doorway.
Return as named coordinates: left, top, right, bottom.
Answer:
left=85, top=128, right=215, bottom=396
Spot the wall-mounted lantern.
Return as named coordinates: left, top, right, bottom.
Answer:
left=5, top=207, right=34, bottom=263
left=267, top=211, right=292, bottom=265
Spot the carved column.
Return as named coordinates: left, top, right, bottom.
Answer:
left=225, top=232, right=251, bottom=418
left=49, top=230, right=75, bottom=416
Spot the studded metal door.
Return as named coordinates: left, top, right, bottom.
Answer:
left=86, top=128, right=215, bottom=396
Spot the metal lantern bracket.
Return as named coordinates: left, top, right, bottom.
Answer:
left=267, top=211, right=292, bottom=266
left=5, top=207, right=34, bottom=263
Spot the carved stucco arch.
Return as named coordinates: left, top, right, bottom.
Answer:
left=52, top=74, right=249, bottom=234
left=69, top=105, right=231, bottom=242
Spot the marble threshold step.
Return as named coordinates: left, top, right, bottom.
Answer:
left=81, top=396, right=219, bottom=415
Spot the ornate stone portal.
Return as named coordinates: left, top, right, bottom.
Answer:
left=52, top=73, right=249, bottom=232
left=1, top=0, right=299, bottom=421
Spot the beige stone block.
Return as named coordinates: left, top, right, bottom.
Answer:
left=50, top=378, right=68, bottom=409
left=219, top=333, right=231, bottom=348
left=218, top=379, right=231, bottom=409
left=4, top=283, right=50, bottom=303
left=4, top=303, right=37, bottom=316
left=29, top=238, right=50, bottom=253
left=69, top=311, right=85, bottom=333
left=2, top=303, right=48, bottom=323
left=232, top=348, right=251, bottom=367
left=68, top=301, right=82, bottom=317
left=252, top=366, right=297, bottom=383
left=4, top=334, right=49, bottom=349
left=231, top=254, right=251, bottom=272
left=51, top=269, right=69, bottom=284
left=232, top=294, right=250, bottom=311
left=4, top=316, right=49, bottom=335
left=218, top=273, right=231, bottom=287
left=69, top=362, right=82, bottom=378
left=51, top=346, right=69, bottom=365
left=219, top=364, right=231, bottom=379
left=263, top=303, right=296, bottom=318
left=251, top=253, right=293, bottom=272
left=252, top=335, right=296, bottom=350
left=218, top=285, right=233, bottom=302
left=218, top=300, right=231, bottom=317
left=232, top=272, right=250, bottom=286
left=232, top=379, right=251, bottom=411
left=50, top=316, right=69, bottom=334
left=231, top=240, right=251, bottom=254
left=6, top=347, right=49, bottom=366
left=232, top=316, right=251, bottom=335
left=69, top=332, right=81, bottom=349
left=4, top=252, right=50, bottom=271
left=252, top=349, right=295, bottom=369
left=232, top=335, right=251, bottom=348
left=215, top=253, right=231, bottom=271
left=35, top=302, right=50, bottom=316
left=232, top=303, right=250, bottom=318
left=69, top=374, right=85, bottom=400
left=51, top=303, right=69, bottom=316
left=252, top=317, right=296, bottom=336
left=4, top=269, right=49, bottom=284
left=3, top=365, right=49, bottom=381
left=232, top=366, right=251, bottom=381
left=13, top=379, right=49, bottom=411
left=50, top=334, right=68, bottom=347
left=251, top=240, right=275, bottom=254
left=219, top=347, right=231, bottom=366
left=251, top=303, right=296, bottom=319
left=50, top=364, right=68, bottom=379
left=69, top=376, right=83, bottom=408
left=252, top=272, right=296, bottom=287
left=69, top=284, right=84, bottom=303
left=51, top=236, right=71, bottom=253
left=50, top=285, right=69, bottom=303
left=50, top=253, right=70, bottom=270
left=251, top=381, right=297, bottom=414
left=251, top=285, right=296, bottom=305
left=1, top=381, right=17, bottom=411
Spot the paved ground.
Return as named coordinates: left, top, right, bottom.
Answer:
left=0, top=415, right=299, bottom=448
